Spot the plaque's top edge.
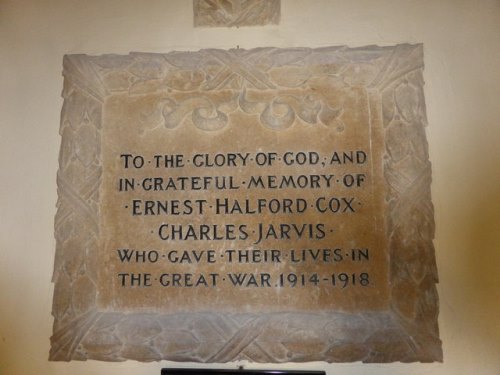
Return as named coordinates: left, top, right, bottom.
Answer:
left=62, top=43, right=423, bottom=59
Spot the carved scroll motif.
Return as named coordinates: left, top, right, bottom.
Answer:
left=51, top=45, right=441, bottom=362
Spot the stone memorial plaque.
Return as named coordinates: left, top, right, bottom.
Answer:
left=51, top=45, right=442, bottom=363
left=194, top=0, right=280, bottom=27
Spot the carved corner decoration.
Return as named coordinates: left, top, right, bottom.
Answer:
left=194, top=0, right=280, bottom=27
left=51, top=45, right=442, bottom=363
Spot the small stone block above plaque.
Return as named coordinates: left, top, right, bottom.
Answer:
left=51, top=44, right=441, bottom=363
left=194, top=0, right=280, bottom=27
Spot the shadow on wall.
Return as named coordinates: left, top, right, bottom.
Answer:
left=454, top=174, right=500, bottom=357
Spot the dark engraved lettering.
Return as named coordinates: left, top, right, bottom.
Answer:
left=118, top=177, right=135, bottom=192
left=254, top=152, right=278, bottom=166
left=283, top=151, right=320, bottom=165
left=246, top=174, right=334, bottom=189
left=315, top=197, right=356, bottom=213
left=227, top=273, right=272, bottom=287
left=159, top=273, right=219, bottom=287
left=342, top=173, right=366, bottom=187
left=225, top=249, right=282, bottom=263
left=166, top=250, right=216, bottom=264
left=131, top=199, right=207, bottom=215
left=329, top=150, right=367, bottom=165
left=331, top=273, right=370, bottom=288
left=158, top=224, right=249, bottom=241
left=120, top=154, right=144, bottom=169
left=192, top=152, right=251, bottom=167
left=215, top=198, right=307, bottom=214
left=153, top=154, right=185, bottom=168
left=118, top=273, right=152, bottom=287
left=254, top=223, right=325, bottom=245
left=290, top=248, right=344, bottom=263
left=117, top=249, right=159, bottom=263
left=351, top=248, right=370, bottom=261
left=139, top=176, right=239, bottom=191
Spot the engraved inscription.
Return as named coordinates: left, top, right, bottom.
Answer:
left=98, top=90, right=387, bottom=313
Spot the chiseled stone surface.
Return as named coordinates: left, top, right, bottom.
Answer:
left=51, top=45, right=441, bottom=363
left=194, top=0, right=280, bottom=27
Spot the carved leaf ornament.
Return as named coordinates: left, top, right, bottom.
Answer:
left=193, top=0, right=281, bottom=27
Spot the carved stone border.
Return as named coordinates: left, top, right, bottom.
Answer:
left=51, top=45, right=441, bottom=362
left=193, top=0, right=280, bottom=27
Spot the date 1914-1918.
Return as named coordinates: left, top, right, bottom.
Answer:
left=117, top=272, right=370, bottom=288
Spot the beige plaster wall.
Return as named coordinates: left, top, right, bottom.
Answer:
left=0, top=0, right=499, bottom=374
